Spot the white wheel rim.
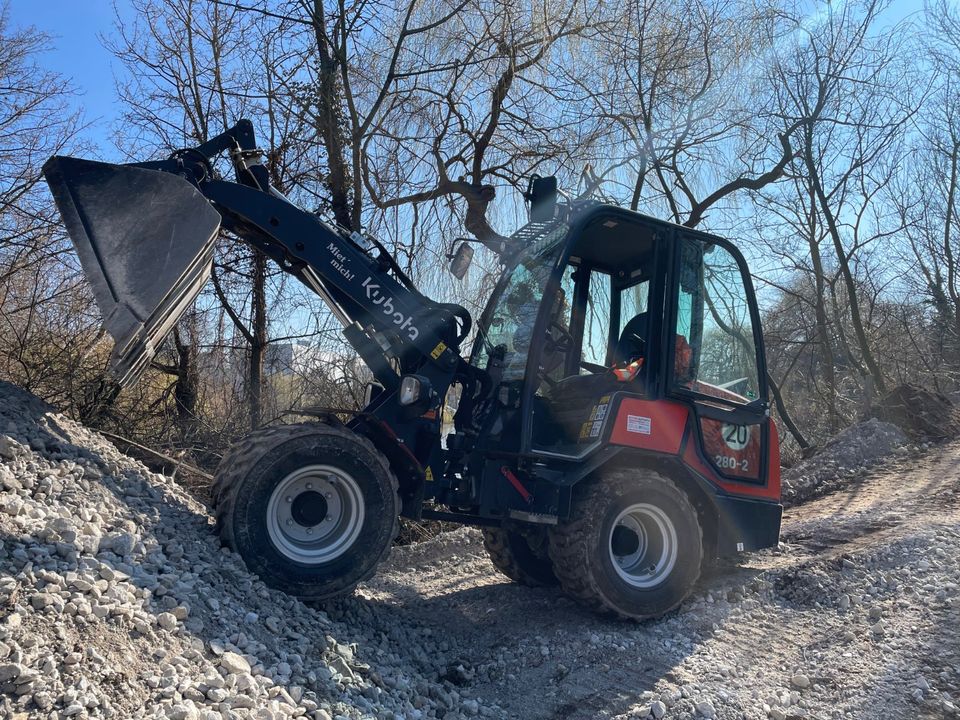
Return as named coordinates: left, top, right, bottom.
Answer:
left=608, top=503, right=678, bottom=588
left=266, top=464, right=365, bottom=565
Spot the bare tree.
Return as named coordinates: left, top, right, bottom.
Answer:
left=110, top=0, right=319, bottom=431
left=554, top=0, right=796, bottom=228
left=270, top=0, right=605, bottom=246
left=889, top=0, right=960, bottom=387
left=0, top=7, right=107, bottom=415
left=770, top=0, right=919, bottom=399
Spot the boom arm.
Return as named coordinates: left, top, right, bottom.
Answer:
left=44, top=120, right=470, bottom=399
left=43, top=119, right=496, bottom=500
left=165, top=121, right=467, bottom=386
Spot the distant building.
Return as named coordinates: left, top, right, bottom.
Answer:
left=264, top=340, right=323, bottom=376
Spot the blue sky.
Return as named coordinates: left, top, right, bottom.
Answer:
left=7, top=0, right=135, bottom=158
left=7, top=0, right=920, bottom=161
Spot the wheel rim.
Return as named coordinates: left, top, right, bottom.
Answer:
left=266, top=464, right=365, bottom=565
left=608, top=503, right=678, bottom=588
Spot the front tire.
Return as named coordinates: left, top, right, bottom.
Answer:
left=213, top=423, right=399, bottom=601
left=549, top=469, right=702, bottom=620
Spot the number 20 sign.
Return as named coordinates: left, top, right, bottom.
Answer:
left=721, top=423, right=751, bottom=451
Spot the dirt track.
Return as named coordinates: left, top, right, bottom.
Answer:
left=352, top=444, right=960, bottom=719
left=1, top=379, right=957, bottom=720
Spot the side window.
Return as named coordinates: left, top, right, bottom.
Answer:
left=675, top=239, right=764, bottom=482
left=536, top=268, right=576, bottom=393
left=674, top=239, right=760, bottom=402
left=581, top=271, right=612, bottom=367
left=618, top=280, right=649, bottom=335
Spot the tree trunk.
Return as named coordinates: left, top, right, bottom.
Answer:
left=803, top=144, right=887, bottom=394
left=310, top=0, right=355, bottom=230
left=804, top=172, right=838, bottom=433
left=768, top=371, right=810, bottom=451
left=172, top=323, right=200, bottom=440
left=249, top=250, right=267, bottom=429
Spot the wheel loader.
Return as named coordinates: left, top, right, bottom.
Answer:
left=42, top=120, right=782, bottom=620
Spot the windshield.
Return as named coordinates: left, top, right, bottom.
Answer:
left=474, top=232, right=566, bottom=381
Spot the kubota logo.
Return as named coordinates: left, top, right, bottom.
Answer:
left=362, top=277, right=419, bottom=341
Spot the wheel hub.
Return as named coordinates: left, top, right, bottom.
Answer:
left=266, top=465, right=365, bottom=565
left=611, top=524, right=641, bottom=556
left=608, top=503, right=678, bottom=588
left=290, top=491, right=328, bottom=527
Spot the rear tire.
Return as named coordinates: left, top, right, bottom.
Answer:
left=549, top=468, right=702, bottom=620
left=482, top=526, right=558, bottom=587
left=213, top=423, right=399, bottom=601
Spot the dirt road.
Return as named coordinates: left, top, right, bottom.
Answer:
left=2, top=379, right=956, bottom=720
left=350, top=445, right=960, bottom=720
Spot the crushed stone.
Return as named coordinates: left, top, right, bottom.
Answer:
left=0, top=381, right=505, bottom=720
left=2, top=380, right=959, bottom=720
left=782, top=418, right=910, bottom=506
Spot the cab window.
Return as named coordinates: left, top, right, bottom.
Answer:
left=476, top=238, right=565, bottom=382
left=581, top=271, right=612, bottom=367
left=535, top=267, right=576, bottom=392
left=674, top=239, right=760, bottom=402
left=618, top=280, right=649, bottom=337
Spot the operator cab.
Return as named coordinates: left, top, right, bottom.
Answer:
left=520, top=213, right=658, bottom=454
left=470, top=201, right=766, bottom=466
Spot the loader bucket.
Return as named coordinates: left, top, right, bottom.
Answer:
left=43, top=156, right=221, bottom=389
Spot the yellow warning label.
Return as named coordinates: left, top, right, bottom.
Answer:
left=425, top=467, right=434, bottom=481
left=430, top=342, right=447, bottom=359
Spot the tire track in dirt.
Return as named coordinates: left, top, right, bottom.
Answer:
left=357, top=441, right=960, bottom=719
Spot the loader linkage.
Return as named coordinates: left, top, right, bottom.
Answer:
left=44, top=118, right=783, bottom=620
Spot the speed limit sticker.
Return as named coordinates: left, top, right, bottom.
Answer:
left=721, top=423, right=751, bottom=451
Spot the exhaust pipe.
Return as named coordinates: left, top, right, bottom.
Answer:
left=43, top=156, right=222, bottom=389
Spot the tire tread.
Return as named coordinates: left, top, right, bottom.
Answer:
left=212, top=422, right=399, bottom=601
left=548, top=468, right=702, bottom=620
left=481, top=528, right=557, bottom=587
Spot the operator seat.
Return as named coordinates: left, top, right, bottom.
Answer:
left=545, top=312, right=650, bottom=443
left=613, top=312, right=648, bottom=366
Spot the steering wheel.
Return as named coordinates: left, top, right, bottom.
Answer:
left=545, top=319, right=574, bottom=354
left=580, top=360, right=608, bottom=374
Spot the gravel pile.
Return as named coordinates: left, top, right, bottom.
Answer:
left=0, top=381, right=502, bottom=720
left=3, top=377, right=958, bottom=720
left=781, top=418, right=909, bottom=506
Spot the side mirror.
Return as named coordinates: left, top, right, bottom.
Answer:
left=449, top=241, right=474, bottom=279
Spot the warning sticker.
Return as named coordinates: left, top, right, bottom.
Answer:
left=626, top=415, right=652, bottom=435
left=430, top=342, right=447, bottom=360
left=589, top=406, right=607, bottom=422
left=580, top=398, right=612, bottom=442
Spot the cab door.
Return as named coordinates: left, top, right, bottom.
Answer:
left=669, top=235, right=772, bottom=488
